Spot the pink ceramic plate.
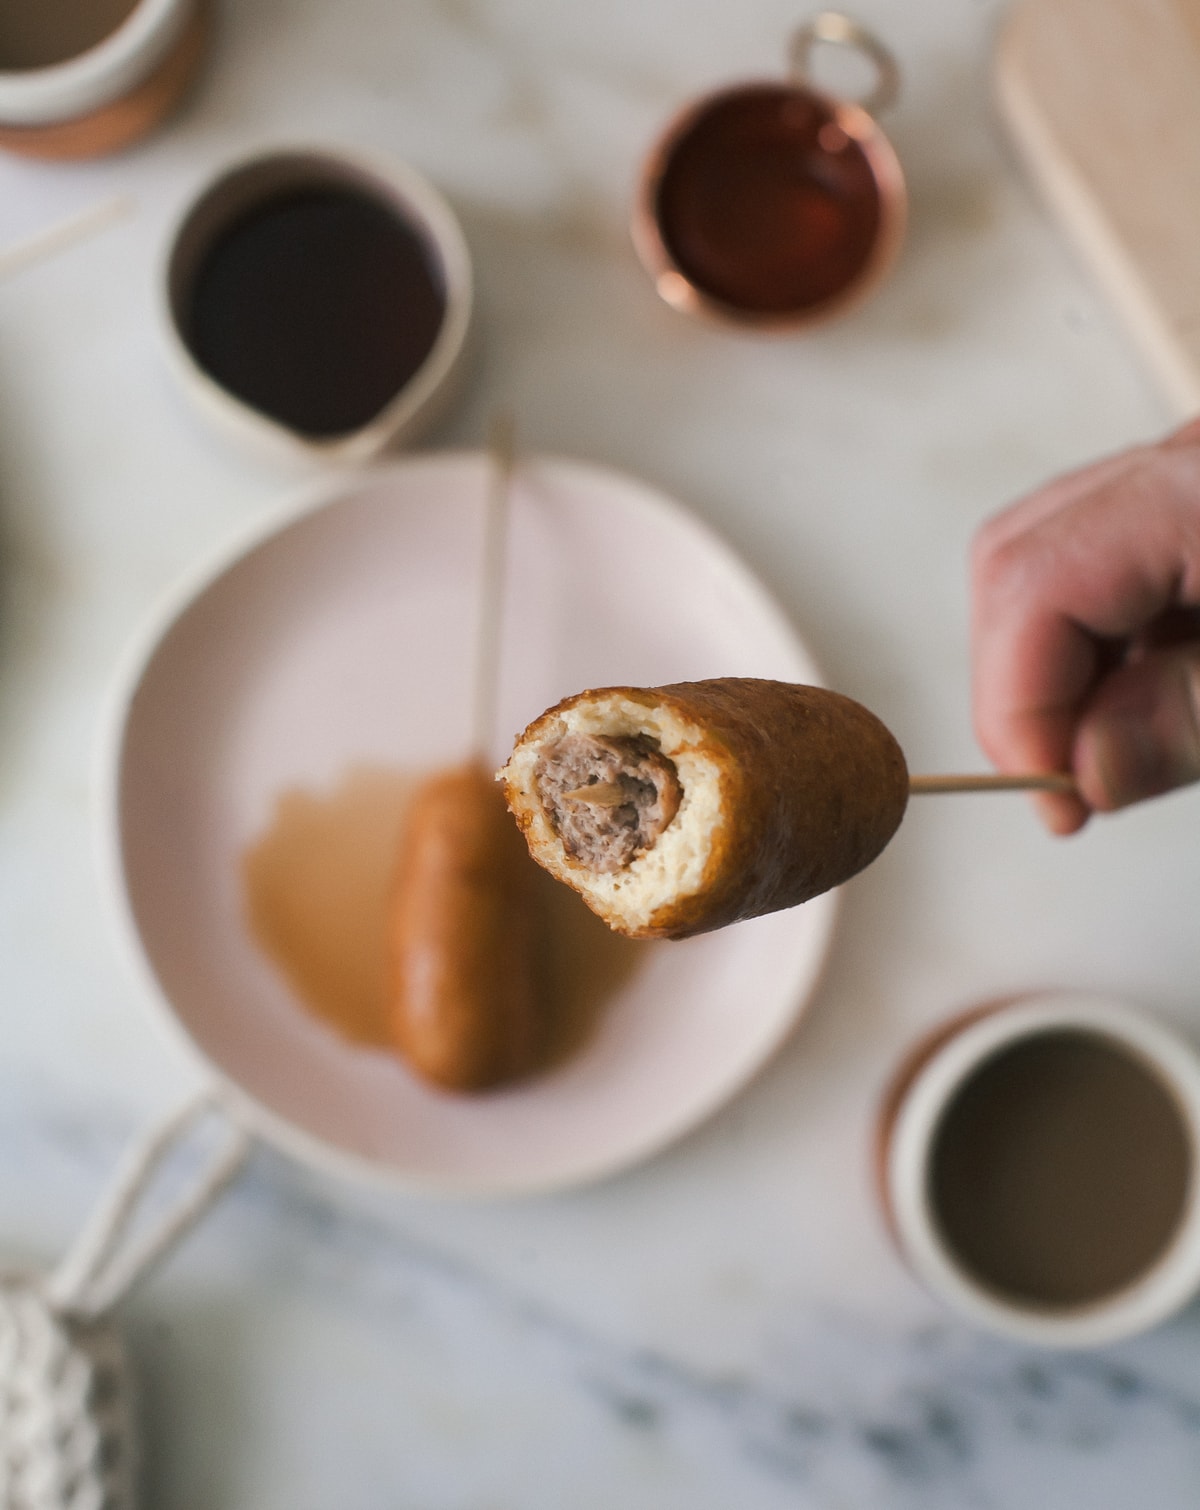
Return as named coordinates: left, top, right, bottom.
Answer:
left=101, top=453, right=838, bottom=1196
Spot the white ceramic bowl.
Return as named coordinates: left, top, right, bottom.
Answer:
left=881, top=992, right=1200, bottom=1347
left=161, top=146, right=473, bottom=467
left=100, top=453, right=839, bottom=1197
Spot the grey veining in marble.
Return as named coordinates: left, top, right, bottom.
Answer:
left=6, top=1083, right=1200, bottom=1508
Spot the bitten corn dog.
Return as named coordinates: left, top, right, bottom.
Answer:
left=499, top=677, right=908, bottom=940
left=389, top=761, right=544, bottom=1090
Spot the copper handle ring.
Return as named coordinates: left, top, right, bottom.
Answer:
left=789, top=12, right=901, bottom=116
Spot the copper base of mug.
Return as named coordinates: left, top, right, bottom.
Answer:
left=0, top=2, right=210, bottom=160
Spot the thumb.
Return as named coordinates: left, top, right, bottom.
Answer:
left=1074, top=644, right=1200, bottom=811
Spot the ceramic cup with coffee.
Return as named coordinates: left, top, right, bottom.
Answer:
left=877, top=992, right=1200, bottom=1346
left=161, top=145, right=473, bottom=467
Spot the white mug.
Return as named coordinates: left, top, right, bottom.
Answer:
left=160, top=145, right=473, bottom=468
left=877, top=991, right=1200, bottom=1347
left=0, top=0, right=205, bottom=159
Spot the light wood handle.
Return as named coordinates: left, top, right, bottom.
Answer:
left=908, top=772, right=1078, bottom=795
left=568, top=773, right=1079, bottom=802
left=471, top=412, right=516, bottom=759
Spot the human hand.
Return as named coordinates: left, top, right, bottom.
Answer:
left=971, top=419, right=1200, bottom=834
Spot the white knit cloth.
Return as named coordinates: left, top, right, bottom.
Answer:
left=0, top=1096, right=248, bottom=1510
left=0, top=1283, right=130, bottom=1510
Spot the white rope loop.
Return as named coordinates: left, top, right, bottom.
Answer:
left=45, top=1093, right=249, bottom=1320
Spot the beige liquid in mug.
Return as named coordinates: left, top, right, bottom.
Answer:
left=0, top=0, right=140, bottom=71
left=929, top=1030, right=1193, bottom=1309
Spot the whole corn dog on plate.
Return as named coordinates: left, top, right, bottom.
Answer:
left=102, top=452, right=838, bottom=1195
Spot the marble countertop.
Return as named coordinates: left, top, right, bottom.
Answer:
left=2, top=0, right=1199, bottom=1505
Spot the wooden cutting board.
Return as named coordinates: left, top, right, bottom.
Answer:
left=995, top=0, right=1200, bottom=415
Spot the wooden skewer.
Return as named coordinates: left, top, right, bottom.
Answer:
left=470, top=411, right=516, bottom=760
left=0, top=195, right=133, bottom=282
left=909, top=772, right=1078, bottom=795
left=565, top=773, right=1079, bottom=803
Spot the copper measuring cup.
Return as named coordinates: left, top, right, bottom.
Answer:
left=633, top=12, right=906, bottom=329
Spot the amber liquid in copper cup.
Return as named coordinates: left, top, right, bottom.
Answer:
left=634, top=14, right=905, bottom=329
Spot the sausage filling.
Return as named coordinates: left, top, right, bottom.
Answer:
left=534, top=733, right=682, bottom=873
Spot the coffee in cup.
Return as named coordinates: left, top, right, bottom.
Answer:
left=878, top=993, right=1200, bottom=1346
left=161, top=146, right=473, bottom=466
